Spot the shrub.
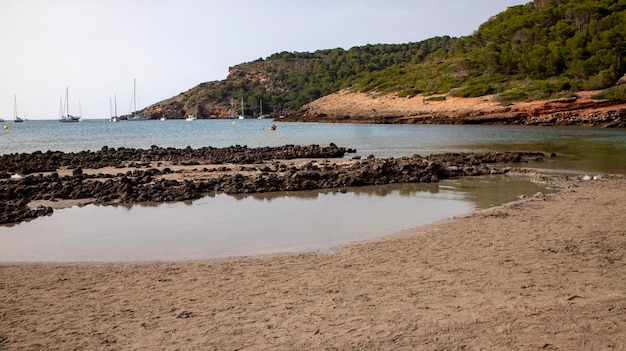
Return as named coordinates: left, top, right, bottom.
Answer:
left=453, top=83, right=497, bottom=98
left=592, top=85, right=626, bottom=100
left=425, top=95, right=446, bottom=102
left=498, top=89, right=528, bottom=102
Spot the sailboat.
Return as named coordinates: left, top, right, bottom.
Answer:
left=238, top=97, right=245, bottom=119
left=110, top=95, right=119, bottom=122
left=14, top=95, right=24, bottom=123
left=257, top=98, right=265, bottom=119
left=127, top=78, right=147, bottom=121
left=229, top=98, right=238, bottom=119
left=59, top=88, right=81, bottom=122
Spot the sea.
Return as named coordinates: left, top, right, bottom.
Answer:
left=1, top=119, right=625, bottom=262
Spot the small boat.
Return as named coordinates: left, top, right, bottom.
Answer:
left=127, top=78, right=146, bottom=121
left=228, top=98, right=238, bottom=119
left=14, top=95, right=24, bottom=123
left=185, top=115, right=197, bottom=121
left=238, top=97, right=245, bottom=119
left=59, top=88, right=81, bottom=122
left=128, top=115, right=146, bottom=121
left=269, top=124, right=277, bottom=131
left=110, top=95, right=120, bottom=122
left=257, top=98, right=265, bottom=119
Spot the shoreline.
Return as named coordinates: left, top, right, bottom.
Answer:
left=287, top=90, right=626, bottom=127
left=2, top=175, right=625, bottom=349
left=0, top=172, right=553, bottom=263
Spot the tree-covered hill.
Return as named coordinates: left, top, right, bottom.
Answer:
left=143, top=0, right=626, bottom=120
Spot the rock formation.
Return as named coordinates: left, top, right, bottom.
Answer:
left=284, top=90, right=626, bottom=128
left=0, top=145, right=546, bottom=225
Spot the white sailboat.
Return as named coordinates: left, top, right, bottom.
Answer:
left=238, top=97, right=245, bottom=119
left=257, top=98, right=265, bottom=119
left=110, top=95, right=120, bottom=122
left=59, top=87, right=81, bottom=122
left=229, top=98, right=237, bottom=119
left=14, top=95, right=24, bottom=123
left=127, top=78, right=146, bottom=121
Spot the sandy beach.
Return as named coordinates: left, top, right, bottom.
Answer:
left=1, top=175, right=625, bottom=350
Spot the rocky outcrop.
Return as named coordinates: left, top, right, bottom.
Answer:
left=285, top=90, right=626, bottom=128
left=0, top=145, right=547, bottom=225
left=140, top=96, right=233, bottom=120
left=0, top=145, right=353, bottom=175
left=140, top=65, right=285, bottom=120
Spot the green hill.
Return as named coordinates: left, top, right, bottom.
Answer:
left=144, top=0, right=626, bottom=119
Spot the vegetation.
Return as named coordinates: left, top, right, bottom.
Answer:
left=161, top=0, right=626, bottom=115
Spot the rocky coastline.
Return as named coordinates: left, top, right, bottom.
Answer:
left=284, top=90, right=626, bottom=127
left=0, top=144, right=548, bottom=225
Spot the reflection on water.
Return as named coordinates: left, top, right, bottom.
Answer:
left=441, top=175, right=552, bottom=209
left=0, top=176, right=551, bottom=262
left=230, top=182, right=442, bottom=202
left=456, top=126, right=626, bottom=174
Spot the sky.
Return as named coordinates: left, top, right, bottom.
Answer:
left=1, top=0, right=528, bottom=120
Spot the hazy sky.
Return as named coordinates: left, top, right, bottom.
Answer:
left=1, top=0, right=527, bottom=120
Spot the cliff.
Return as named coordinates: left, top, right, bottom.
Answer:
left=283, top=90, right=626, bottom=128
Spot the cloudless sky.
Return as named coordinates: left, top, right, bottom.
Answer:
left=1, top=0, right=527, bottom=120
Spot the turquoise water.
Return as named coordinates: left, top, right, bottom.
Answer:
left=1, top=119, right=625, bottom=262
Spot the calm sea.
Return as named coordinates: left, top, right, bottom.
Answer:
left=1, top=119, right=625, bottom=262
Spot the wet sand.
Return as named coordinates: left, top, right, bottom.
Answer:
left=1, top=175, right=625, bottom=350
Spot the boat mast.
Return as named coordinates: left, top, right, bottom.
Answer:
left=133, top=78, right=137, bottom=117
left=65, top=87, right=70, bottom=118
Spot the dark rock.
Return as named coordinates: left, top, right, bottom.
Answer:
left=0, top=145, right=545, bottom=225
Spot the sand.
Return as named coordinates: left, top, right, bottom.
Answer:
left=1, top=176, right=625, bottom=350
